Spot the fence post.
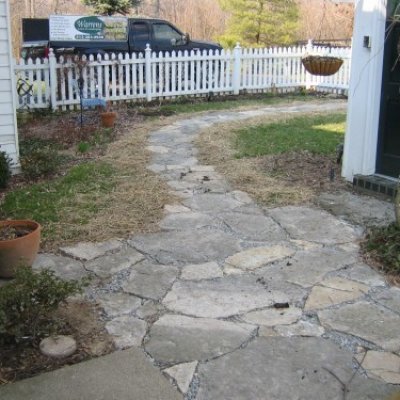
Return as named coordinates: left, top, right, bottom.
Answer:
left=233, top=43, right=242, bottom=95
left=305, top=39, right=313, bottom=90
left=48, top=48, right=58, bottom=111
left=145, top=44, right=152, bottom=102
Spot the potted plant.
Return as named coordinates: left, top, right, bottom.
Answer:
left=0, top=220, right=41, bottom=279
left=100, top=102, right=117, bottom=128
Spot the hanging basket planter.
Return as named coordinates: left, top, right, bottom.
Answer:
left=302, top=55, right=344, bottom=76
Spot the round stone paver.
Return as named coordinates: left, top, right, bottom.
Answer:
left=39, top=336, right=77, bottom=359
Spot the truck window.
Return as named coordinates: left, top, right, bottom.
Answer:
left=153, top=23, right=182, bottom=44
left=131, top=22, right=150, bottom=50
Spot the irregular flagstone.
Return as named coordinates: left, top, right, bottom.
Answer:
left=163, top=275, right=289, bottom=318
left=224, top=245, right=295, bottom=273
left=218, top=212, right=287, bottom=241
left=254, top=268, right=309, bottom=305
left=167, top=180, right=200, bottom=192
left=145, top=314, right=256, bottom=364
left=180, top=262, right=223, bottom=281
left=183, top=193, right=244, bottom=213
left=356, top=351, right=400, bottom=385
left=201, top=179, right=231, bottom=194
left=258, top=326, right=280, bottom=337
left=153, top=153, right=197, bottom=167
left=241, top=307, right=302, bottom=327
left=33, top=254, right=88, bottom=281
left=274, top=320, right=325, bottom=337
left=164, top=204, right=191, bottom=213
left=105, top=316, right=147, bottom=349
left=135, top=301, right=165, bottom=320
left=189, top=165, right=215, bottom=172
left=96, top=292, right=143, bottom=318
left=268, top=206, right=359, bottom=244
left=336, top=263, right=387, bottom=287
left=180, top=171, right=225, bottom=183
left=84, top=247, right=145, bottom=278
left=371, top=288, right=400, bottom=315
left=320, top=277, right=369, bottom=293
left=290, top=239, right=323, bottom=251
left=122, top=261, right=179, bottom=301
left=233, top=204, right=264, bottom=216
left=231, top=190, right=254, bottom=205
left=129, top=229, right=242, bottom=265
left=317, top=191, right=396, bottom=228
left=318, top=302, right=400, bottom=352
left=346, top=374, right=398, bottom=400
left=196, top=337, right=376, bottom=400
left=159, top=212, right=219, bottom=231
left=146, top=145, right=170, bottom=154
left=260, top=248, right=357, bottom=288
left=163, top=361, right=198, bottom=394
left=60, top=240, right=123, bottom=261
left=305, top=278, right=369, bottom=310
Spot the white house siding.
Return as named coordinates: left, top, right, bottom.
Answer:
left=342, top=0, right=387, bottom=181
left=0, top=0, right=19, bottom=167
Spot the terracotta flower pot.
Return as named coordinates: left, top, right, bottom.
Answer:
left=0, top=220, right=41, bottom=279
left=100, top=111, right=117, bottom=128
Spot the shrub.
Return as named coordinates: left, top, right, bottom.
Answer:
left=364, top=223, right=400, bottom=275
left=0, top=267, right=83, bottom=343
left=0, top=150, right=12, bottom=189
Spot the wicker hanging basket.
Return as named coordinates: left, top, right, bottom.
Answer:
left=302, top=55, right=344, bottom=76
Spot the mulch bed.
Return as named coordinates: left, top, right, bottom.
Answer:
left=0, top=301, right=113, bottom=385
left=261, top=150, right=350, bottom=193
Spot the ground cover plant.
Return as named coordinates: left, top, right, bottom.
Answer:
left=0, top=267, right=83, bottom=344
left=363, top=187, right=400, bottom=277
left=364, top=223, right=400, bottom=276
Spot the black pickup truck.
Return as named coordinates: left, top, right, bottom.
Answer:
left=21, top=17, right=222, bottom=59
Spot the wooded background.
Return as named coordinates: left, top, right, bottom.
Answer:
left=10, top=0, right=354, bottom=56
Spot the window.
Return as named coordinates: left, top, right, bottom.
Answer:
left=132, top=22, right=150, bottom=42
left=153, top=23, right=182, bottom=42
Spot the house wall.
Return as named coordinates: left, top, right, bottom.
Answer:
left=0, top=0, right=19, bottom=168
left=342, top=0, right=387, bottom=181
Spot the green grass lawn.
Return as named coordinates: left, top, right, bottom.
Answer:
left=234, top=113, right=346, bottom=158
left=0, top=162, right=115, bottom=241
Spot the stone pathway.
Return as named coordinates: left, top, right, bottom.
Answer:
left=32, top=102, right=399, bottom=399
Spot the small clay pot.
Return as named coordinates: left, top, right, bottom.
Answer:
left=0, top=220, right=41, bottom=278
left=100, top=111, right=117, bottom=128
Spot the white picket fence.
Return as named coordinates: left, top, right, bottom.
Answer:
left=14, top=41, right=351, bottom=111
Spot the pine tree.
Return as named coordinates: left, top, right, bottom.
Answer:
left=218, top=0, right=299, bottom=48
left=83, top=0, right=142, bottom=16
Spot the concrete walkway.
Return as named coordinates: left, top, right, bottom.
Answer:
left=2, top=101, right=400, bottom=399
